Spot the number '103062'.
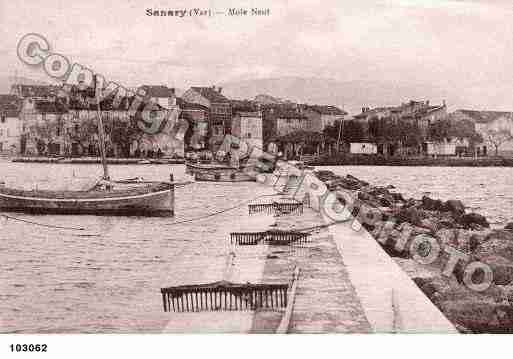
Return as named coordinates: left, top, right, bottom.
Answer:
left=10, top=344, right=47, bottom=352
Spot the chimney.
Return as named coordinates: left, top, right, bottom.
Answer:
left=426, top=100, right=430, bottom=106
left=217, top=87, right=222, bottom=94
left=170, top=88, right=175, bottom=96
left=442, top=99, right=446, bottom=107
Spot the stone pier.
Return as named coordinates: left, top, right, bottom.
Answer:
left=250, top=201, right=371, bottom=333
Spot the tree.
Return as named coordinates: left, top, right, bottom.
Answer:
left=397, top=120, right=422, bottom=150
left=484, top=129, right=513, bottom=156
left=428, top=119, right=452, bottom=142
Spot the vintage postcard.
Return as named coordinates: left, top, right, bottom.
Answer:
left=1, top=0, right=513, bottom=355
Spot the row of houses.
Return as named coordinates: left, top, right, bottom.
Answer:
left=349, top=100, right=513, bottom=157
left=0, top=83, right=348, bottom=157
left=2, top=82, right=512, bottom=158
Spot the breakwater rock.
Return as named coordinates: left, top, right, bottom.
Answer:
left=314, top=169, right=513, bottom=333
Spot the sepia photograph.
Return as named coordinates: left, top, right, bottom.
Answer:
left=1, top=0, right=513, bottom=356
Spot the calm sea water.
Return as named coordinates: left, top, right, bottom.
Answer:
left=323, top=166, right=513, bottom=226
left=1, top=162, right=512, bottom=333
left=0, top=161, right=270, bottom=333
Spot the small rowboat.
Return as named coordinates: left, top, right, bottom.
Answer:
left=0, top=181, right=174, bottom=217
left=185, top=162, right=255, bottom=182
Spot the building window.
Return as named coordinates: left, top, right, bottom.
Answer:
left=0, top=115, right=5, bottom=123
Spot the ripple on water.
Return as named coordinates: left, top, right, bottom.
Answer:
left=323, top=166, right=513, bottom=226
left=1, top=162, right=271, bottom=333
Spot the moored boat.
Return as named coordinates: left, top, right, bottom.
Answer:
left=185, top=162, right=255, bottom=182
left=0, top=180, right=174, bottom=217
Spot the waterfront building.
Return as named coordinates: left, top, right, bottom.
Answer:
left=263, top=105, right=309, bottom=137
left=176, top=98, right=210, bottom=150
left=18, top=88, right=183, bottom=157
left=301, top=105, right=347, bottom=132
left=354, top=100, right=446, bottom=134
left=352, top=100, right=447, bottom=156
left=182, top=86, right=232, bottom=150
left=452, top=109, right=513, bottom=156
left=231, top=111, right=263, bottom=150
left=138, top=85, right=177, bottom=109
left=10, top=84, right=60, bottom=101
left=0, top=94, right=22, bottom=154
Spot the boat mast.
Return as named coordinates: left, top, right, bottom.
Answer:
left=94, top=74, right=110, bottom=180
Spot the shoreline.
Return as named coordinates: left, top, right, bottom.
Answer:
left=308, top=155, right=513, bottom=167
left=5, top=155, right=513, bottom=167
left=7, top=156, right=185, bottom=165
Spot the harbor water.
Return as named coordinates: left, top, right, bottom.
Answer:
left=1, top=161, right=513, bottom=333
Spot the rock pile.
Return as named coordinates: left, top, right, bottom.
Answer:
left=314, top=170, right=513, bottom=333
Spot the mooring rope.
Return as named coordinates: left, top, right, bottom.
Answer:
left=165, top=193, right=282, bottom=227
left=0, top=214, right=86, bottom=231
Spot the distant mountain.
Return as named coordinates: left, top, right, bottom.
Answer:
left=254, top=94, right=283, bottom=104
left=220, top=76, right=461, bottom=116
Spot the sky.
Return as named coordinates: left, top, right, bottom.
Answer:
left=1, top=0, right=513, bottom=110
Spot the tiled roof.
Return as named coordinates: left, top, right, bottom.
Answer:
left=67, top=87, right=168, bottom=111
left=307, top=105, right=347, bottom=116
left=176, top=97, right=208, bottom=111
left=139, top=85, right=175, bottom=98
left=0, top=94, right=21, bottom=117
left=13, top=84, right=59, bottom=98
left=354, top=103, right=445, bottom=119
left=231, top=99, right=260, bottom=113
left=272, top=108, right=308, bottom=120
left=456, top=109, right=513, bottom=124
left=190, top=87, right=230, bottom=103
left=354, top=107, right=394, bottom=118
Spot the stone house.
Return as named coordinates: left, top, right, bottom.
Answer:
left=302, top=105, right=347, bottom=132
left=452, top=109, right=513, bottom=156
left=0, top=94, right=22, bottom=154
left=353, top=100, right=447, bottom=155
left=19, top=93, right=182, bottom=157
left=263, top=105, right=309, bottom=137
left=231, top=111, right=263, bottom=151
left=181, top=86, right=231, bottom=150
left=138, top=85, right=176, bottom=109
left=176, top=98, right=209, bottom=150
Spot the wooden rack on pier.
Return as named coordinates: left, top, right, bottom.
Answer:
left=230, top=230, right=311, bottom=245
left=248, top=202, right=304, bottom=216
left=161, top=281, right=289, bottom=312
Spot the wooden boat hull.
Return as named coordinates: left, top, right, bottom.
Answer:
left=186, top=162, right=255, bottom=182
left=0, top=183, right=174, bottom=217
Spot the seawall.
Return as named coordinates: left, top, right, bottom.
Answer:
left=250, top=167, right=457, bottom=333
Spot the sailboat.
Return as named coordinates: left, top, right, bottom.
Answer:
left=0, top=76, right=174, bottom=217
